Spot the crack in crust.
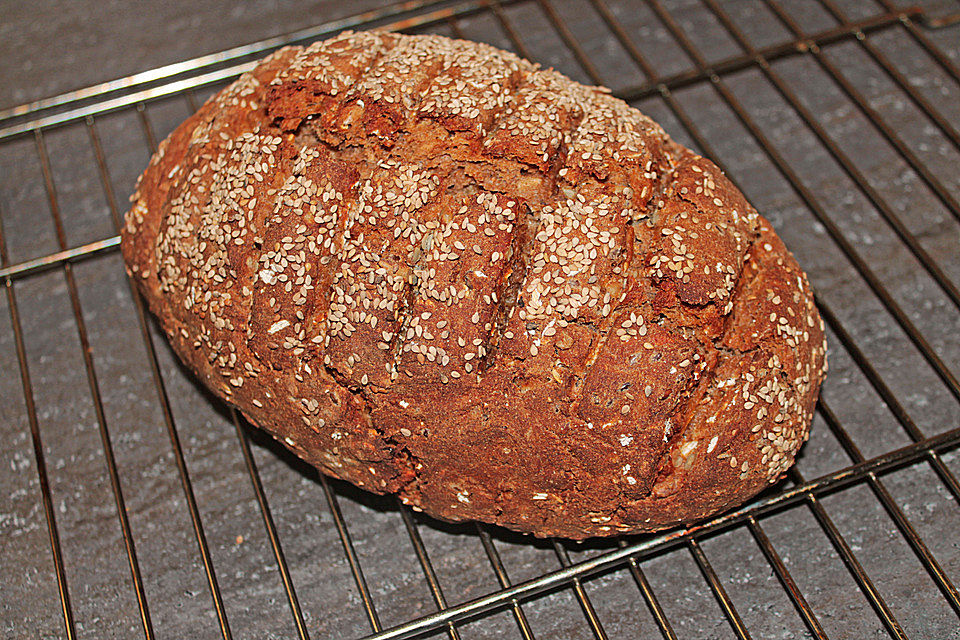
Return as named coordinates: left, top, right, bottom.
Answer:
left=121, top=32, right=826, bottom=539
left=574, top=145, right=682, bottom=409
left=479, top=202, right=536, bottom=372
left=476, top=86, right=591, bottom=371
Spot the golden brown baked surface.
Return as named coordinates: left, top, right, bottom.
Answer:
left=121, top=31, right=827, bottom=539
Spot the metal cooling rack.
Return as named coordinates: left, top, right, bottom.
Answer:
left=2, top=1, right=960, bottom=638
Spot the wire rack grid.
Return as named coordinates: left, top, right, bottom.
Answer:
left=1, top=0, right=959, bottom=639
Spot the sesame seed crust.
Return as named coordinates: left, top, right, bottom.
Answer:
left=121, top=32, right=826, bottom=539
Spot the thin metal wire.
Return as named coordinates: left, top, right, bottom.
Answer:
left=32, top=129, right=156, bottom=640
left=232, top=411, right=311, bottom=640
left=746, top=516, right=829, bottom=639
left=0, top=5, right=929, bottom=286
left=787, top=468, right=908, bottom=640
left=476, top=527, right=537, bottom=640
left=164, top=88, right=312, bottom=639
left=615, top=538, right=679, bottom=640
left=3, top=2, right=958, bottom=638
left=397, top=505, right=461, bottom=640
left=178, top=88, right=380, bottom=639
left=0, top=0, right=520, bottom=142
left=818, top=0, right=960, bottom=150
left=0, top=211, right=77, bottom=639
left=0, top=64, right=254, bottom=143
left=536, top=0, right=605, bottom=82
left=875, top=0, right=960, bottom=84
left=687, top=538, right=753, bottom=640
left=0, top=0, right=459, bottom=123
left=353, top=425, right=960, bottom=640
left=553, top=3, right=952, bottom=639
left=635, top=4, right=952, bottom=634
left=815, top=298, right=960, bottom=505
left=0, top=235, right=119, bottom=280
left=642, top=0, right=960, bottom=403
left=610, top=8, right=923, bottom=103
left=136, top=104, right=158, bottom=151
left=764, top=0, right=960, bottom=226
left=582, top=4, right=831, bottom=635
left=376, top=2, right=960, bottom=631
left=814, top=297, right=960, bottom=621
left=701, top=0, right=960, bottom=311
left=477, top=7, right=640, bottom=638
left=551, top=541, right=609, bottom=640
left=89, top=110, right=235, bottom=640
left=172, top=87, right=385, bottom=640
left=319, top=476, right=383, bottom=633
left=816, top=400, right=960, bottom=620
left=485, top=3, right=946, bottom=639
left=914, top=7, right=960, bottom=30
left=0, top=5, right=923, bottom=147
left=486, top=0, right=534, bottom=60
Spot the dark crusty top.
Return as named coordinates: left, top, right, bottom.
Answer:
left=122, top=31, right=827, bottom=538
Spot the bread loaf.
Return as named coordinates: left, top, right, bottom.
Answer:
left=121, top=31, right=827, bottom=539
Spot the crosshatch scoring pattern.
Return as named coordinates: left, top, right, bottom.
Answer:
left=1, top=0, right=959, bottom=639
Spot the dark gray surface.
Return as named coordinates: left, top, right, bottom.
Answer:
left=2, top=1, right=960, bottom=639
left=0, top=0, right=392, bottom=111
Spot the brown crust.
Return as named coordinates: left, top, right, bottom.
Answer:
left=121, top=32, right=826, bottom=539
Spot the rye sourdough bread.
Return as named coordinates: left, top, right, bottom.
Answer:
left=121, top=31, right=827, bottom=539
